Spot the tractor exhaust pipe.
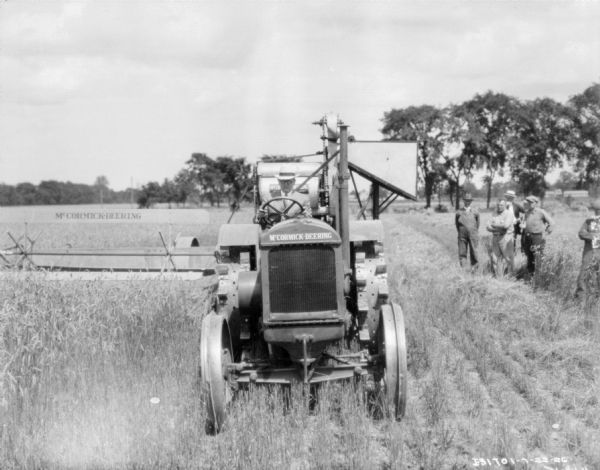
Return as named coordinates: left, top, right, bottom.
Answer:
left=338, top=124, right=351, bottom=269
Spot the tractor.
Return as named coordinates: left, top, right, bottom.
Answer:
left=201, top=115, right=417, bottom=432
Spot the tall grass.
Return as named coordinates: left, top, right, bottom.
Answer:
left=1, top=275, right=213, bottom=469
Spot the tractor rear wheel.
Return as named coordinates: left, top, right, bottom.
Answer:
left=200, top=312, right=235, bottom=434
left=377, top=303, right=408, bottom=419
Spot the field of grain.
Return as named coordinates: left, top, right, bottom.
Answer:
left=1, top=205, right=598, bottom=469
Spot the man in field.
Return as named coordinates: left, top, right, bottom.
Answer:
left=455, top=192, right=480, bottom=270
left=258, top=170, right=308, bottom=227
left=575, top=199, right=600, bottom=299
left=504, top=190, right=524, bottom=249
left=522, top=195, right=554, bottom=279
left=486, top=199, right=515, bottom=276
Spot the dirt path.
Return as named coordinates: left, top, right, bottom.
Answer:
left=382, top=215, right=598, bottom=469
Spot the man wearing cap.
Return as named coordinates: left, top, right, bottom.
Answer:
left=575, top=199, right=600, bottom=298
left=276, top=171, right=298, bottom=197
left=276, top=171, right=307, bottom=210
left=522, top=195, right=554, bottom=278
left=486, top=198, right=515, bottom=276
left=455, top=192, right=480, bottom=270
left=258, top=170, right=308, bottom=227
left=504, top=190, right=524, bottom=247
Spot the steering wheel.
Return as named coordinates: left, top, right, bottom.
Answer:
left=258, top=197, right=306, bottom=228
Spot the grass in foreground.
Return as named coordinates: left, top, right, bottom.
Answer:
left=1, top=275, right=213, bottom=469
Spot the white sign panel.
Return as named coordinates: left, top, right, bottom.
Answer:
left=348, top=141, right=418, bottom=199
left=0, top=207, right=210, bottom=225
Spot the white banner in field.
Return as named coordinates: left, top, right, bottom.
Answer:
left=0, top=207, right=210, bottom=225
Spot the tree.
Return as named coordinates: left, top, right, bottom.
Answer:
left=62, top=182, right=96, bottom=204
left=214, top=156, right=253, bottom=209
left=457, top=92, right=518, bottom=208
left=173, top=168, right=197, bottom=206
left=160, top=178, right=178, bottom=208
left=94, top=175, right=109, bottom=187
left=137, top=181, right=162, bottom=208
left=15, top=183, right=37, bottom=205
left=508, top=98, right=576, bottom=199
left=185, top=153, right=224, bottom=206
left=37, top=180, right=64, bottom=204
left=94, top=175, right=110, bottom=205
left=0, top=184, right=19, bottom=206
left=438, top=105, right=480, bottom=209
left=569, top=83, right=600, bottom=194
left=381, top=105, right=445, bottom=208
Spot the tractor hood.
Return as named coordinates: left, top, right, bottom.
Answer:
left=260, top=218, right=341, bottom=247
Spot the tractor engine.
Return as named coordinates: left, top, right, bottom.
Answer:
left=259, top=218, right=347, bottom=363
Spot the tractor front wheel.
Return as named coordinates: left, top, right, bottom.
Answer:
left=200, top=312, right=235, bottom=434
left=377, top=303, right=408, bottom=419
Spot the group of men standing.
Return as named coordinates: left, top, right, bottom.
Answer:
left=455, top=190, right=553, bottom=279
left=455, top=191, right=600, bottom=297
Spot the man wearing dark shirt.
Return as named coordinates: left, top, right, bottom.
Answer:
left=455, top=193, right=480, bottom=270
left=575, top=199, right=600, bottom=298
left=522, top=195, right=554, bottom=278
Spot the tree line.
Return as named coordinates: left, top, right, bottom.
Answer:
left=381, top=82, right=599, bottom=209
left=0, top=177, right=133, bottom=206
left=2, top=82, right=597, bottom=209
left=0, top=155, right=253, bottom=209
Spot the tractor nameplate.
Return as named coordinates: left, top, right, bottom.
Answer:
left=268, top=232, right=333, bottom=242
left=260, top=219, right=341, bottom=246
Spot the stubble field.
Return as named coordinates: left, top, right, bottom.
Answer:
left=1, top=204, right=599, bottom=469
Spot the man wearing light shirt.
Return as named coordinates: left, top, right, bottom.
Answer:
left=486, top=199, right=515, bottom=276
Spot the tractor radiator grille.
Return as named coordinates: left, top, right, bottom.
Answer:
left=268, top=245, right=337, bottom=313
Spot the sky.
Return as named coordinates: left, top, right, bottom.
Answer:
left=1, top=0, right=599, bottom=190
